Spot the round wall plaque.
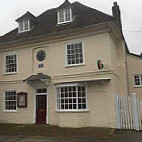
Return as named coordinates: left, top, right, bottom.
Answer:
left=36, top=50, right=46, bottom=61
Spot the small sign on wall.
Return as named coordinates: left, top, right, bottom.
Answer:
left=17, top=92, right=27, bottom=107
left=97, top=60, right=104, bottom=69
left=38, top=64, right=44, bottom=68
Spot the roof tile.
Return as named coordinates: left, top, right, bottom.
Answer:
left=0, top=1, right=115, bottom=44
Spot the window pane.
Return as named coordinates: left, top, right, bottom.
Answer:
left=66, top=42, right=83, bottom=65
left=56, top=86, right=86, bottom=110
left=65, top=8, right=71, bottom=21
left=134, top=75, right=140, bottom=85
left=73, top=104, right=76, bottom=109
left=61, top=104, right=64, bottom=109
left=5, top=91, right=16, bottom=111
left=24, top=20, right=29, bottom=31
left=69, top=104, right=72, bottom=109
left=78, top=98, right=81, bottom=103
left=36, top=89, right=47, bottom=93
left=19, top=21, right=23, bottom=31
left=58, top=8, right=71, bottom=23
left=65, top=104, right=68, bottom=109
left=5, top=54, right=17, bottom=73
left=82, top=104, right=86, bottom=109
left=140, top=75, right=142, bottom=85
left=59, top=11, right=64, bottom=23
left=78, top=104, right=81, bottom=109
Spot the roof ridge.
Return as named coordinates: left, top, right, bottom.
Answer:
left=37, top=1, right=89, bottom=18
left=37, top=1, right=114, bottom=20
left=37, top=0, right=76, bottom=18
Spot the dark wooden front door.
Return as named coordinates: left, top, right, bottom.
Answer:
left=36, top=95, right=46, bottom=124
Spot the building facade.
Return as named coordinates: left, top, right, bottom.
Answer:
left=127, top=53, right=142, bottom=100
left=0, top=0, right=139, bottom=128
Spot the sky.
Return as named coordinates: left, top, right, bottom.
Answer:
left=0, top=0, right=142, bottom=54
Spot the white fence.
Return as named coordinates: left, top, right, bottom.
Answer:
left=115, top=93, right=142, bottom=131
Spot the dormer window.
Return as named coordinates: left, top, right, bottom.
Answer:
left=18, top=20, right=30, bottom=33
left=16, top=11, right=37, bottom=34
left=57, top=8, right=72, bottom=24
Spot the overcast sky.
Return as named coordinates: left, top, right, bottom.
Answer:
left=0, top=0, right=142, bottom=54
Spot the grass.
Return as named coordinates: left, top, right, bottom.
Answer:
left=0, top=123, right=115, bottom=140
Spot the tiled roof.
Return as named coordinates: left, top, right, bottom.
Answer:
left=0, top=1, right=115, bottom=44
left=57, top=0, right=71, bottom=9
left=16, top=11, right=37, bottom=22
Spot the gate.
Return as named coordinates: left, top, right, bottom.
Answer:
left=115, top=93, right=142, bottom=131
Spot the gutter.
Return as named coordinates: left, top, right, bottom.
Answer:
left=0, top=21, right=118, bottom=47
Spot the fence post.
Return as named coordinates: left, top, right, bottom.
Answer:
left=132, top=93, right=139, bottom=131
left=115, top=94, right=121, bottom=129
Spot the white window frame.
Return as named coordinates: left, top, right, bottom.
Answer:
left=55, top=83, right=88, bottom=112
left=18, top=19, right=30, bottom=33
left=4, top=53, right=18, bottom=75
left=57, top=8, right=72, bottom=24
left=3, top=89, right=17, bottom=112
left=65, top=41, right=85, bottom=67
left=134, top=75, right=142, bottom=87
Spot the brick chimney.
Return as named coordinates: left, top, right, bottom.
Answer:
left=112, top=2, right=122, bottom=29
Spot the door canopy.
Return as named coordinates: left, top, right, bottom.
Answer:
left=23, top=73, right=51, bottom=86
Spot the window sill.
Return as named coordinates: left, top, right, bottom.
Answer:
left=18, top=29, right=30, bottom=33
left=55, top=109, right=89, bottom=113
left=134, top=85, right=142, bottom=88
left=57, top=20, right=72, bottom=25
left=3, top=110, right=17, bottom=113
left=3, top=72, right=18, bottom=75
left=65, top=63, right=85, bottom=68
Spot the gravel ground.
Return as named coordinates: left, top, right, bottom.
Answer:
left=110, top=130, right=142, bottom=142
left=0, top=135, right=109, bottom=142
left=0, top=133, right=142, bottom=142
left=0, top=124, right=142, bottom=142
